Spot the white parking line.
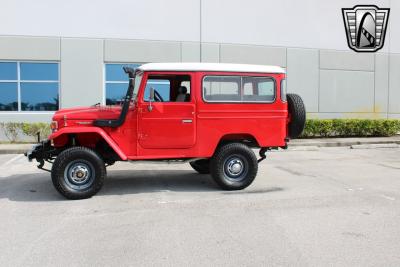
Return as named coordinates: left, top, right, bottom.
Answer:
left=1, top=154, right=24, bottom=167
left=380, top=194, right=395, bottom=201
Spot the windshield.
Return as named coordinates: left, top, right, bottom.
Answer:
left=132, top=72, right=143, bottom=100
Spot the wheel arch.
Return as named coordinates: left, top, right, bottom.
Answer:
left=216, top=133, right=260, bottom=150
left=49, top=127, right=128, bottom=161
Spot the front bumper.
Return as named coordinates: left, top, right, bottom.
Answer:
left=25, top=140, right=53, bottom=162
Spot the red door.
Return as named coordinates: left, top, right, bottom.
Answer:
left=138, top=102, right=196, bottom=149
left=137, top=73, right=196, bottom=149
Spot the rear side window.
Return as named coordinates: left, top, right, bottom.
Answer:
left=281, top=79, right=287, bottom=102
left=203, top=76, right=241, bottom=101
left=242, top=77, right=275, bottom=102
left=203, top=75, right=275, bottom=103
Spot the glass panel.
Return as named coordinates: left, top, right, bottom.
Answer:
left=106, top=64, right=141, bottom=81
left=20, top=63, right=58, bottom=81
left=0, top=82, right=18, bottom=111
left=203, top=76, right=240, bottom=101
left=258, top=80, right=274, bottom=95
left=242, top=77, right=275, bottom=102
left=133, top=72, right=143, bottom=99
left=106, top=83, right=128, bottom=105
left=281, top=79, right=287, bottom=102
left=243, top=82, right=253, bottom=95
left=0, top=62, right=17, bottom=80
left=21, top=82, right=59, bottom=111
left=144, top=80, right=171, bottom=101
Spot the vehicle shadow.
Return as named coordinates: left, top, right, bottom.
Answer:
left=101, top=170, right=218, bottom=196
left=0, top=170, right=217, bottom=202
left=0, top=170, right=284, bottom=202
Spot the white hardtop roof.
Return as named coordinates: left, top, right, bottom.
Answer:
left=138, top=62, right=285, bottom=74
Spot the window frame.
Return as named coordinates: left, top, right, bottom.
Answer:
left=0, top=60, right=60, bottom=112
left=142, top=74, right=193, bottom=103
left=202, top=75, right=276, bottom=103
left=104, top=62, right=142, bottom=105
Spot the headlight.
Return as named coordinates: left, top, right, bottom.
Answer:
left=50, top=121, right=58, bottom=132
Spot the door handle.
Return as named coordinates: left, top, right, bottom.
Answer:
left=182, top=119, right=193, bottom=123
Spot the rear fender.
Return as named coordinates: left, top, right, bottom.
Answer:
left=48, top=127, right=127, bottom=160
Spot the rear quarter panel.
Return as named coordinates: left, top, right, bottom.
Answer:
left=194, top=71, right=287, bottom=157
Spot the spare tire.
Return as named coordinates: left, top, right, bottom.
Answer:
left=287, top=93, right=306, bottom=139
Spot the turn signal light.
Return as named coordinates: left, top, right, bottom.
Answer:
left=50, top=121, right=58, bottom=132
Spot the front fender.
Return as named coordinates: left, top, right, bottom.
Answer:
left=49, top=127, right=128, bottom=161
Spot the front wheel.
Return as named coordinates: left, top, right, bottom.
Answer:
left=51, top=147, right=106, bottom=200
left=210, top=143, right=258, bottom=190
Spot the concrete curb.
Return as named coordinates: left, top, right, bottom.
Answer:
left=0, top=144, right=34, bottom=155
left=350, top=143, right=400, bottom=149
left=0, top=149, right=30, bottom=155
left=290, top=138, right=400, bottom=148
left=1, top=137, right=400, bottom=154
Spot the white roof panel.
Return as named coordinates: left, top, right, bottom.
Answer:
left=138, top=63, right=285, bottom=74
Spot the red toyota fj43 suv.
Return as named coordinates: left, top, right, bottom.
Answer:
left=26, top=63, right=305, bottom=199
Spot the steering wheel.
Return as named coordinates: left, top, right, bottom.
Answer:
left=154, top=90, right=164, bottom=102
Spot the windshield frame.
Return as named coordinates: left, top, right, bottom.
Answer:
left=132, top=71, right=143, bottom=101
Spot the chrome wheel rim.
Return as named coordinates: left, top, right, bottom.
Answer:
left=64, top=160, right=95, bottom=190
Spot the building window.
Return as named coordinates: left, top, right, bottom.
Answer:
left=0, top=61, right=59, bottom=111
left=105, top=63, right=141, bottom=105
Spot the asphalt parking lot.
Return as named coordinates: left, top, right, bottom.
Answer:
left=0, top=146, right=400, bottom=266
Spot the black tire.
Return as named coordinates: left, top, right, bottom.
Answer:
left=190, top=159, right=210, bottom=174
left=287, top=93, right=306, bottom=139
left=51, top=147, right=106, bottom=200
left=210, top=143, right=258, bottom=190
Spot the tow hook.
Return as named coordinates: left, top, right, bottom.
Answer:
left=258, top=148, right=268, bottom=163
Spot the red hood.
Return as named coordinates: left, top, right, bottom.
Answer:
left=53, top=106, right=122, bottom=121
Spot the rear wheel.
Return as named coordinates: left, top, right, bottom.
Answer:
left=51, top=147, right=106, bottom=200
left=190, top=159, right=210, bottom=174
left=210, top=143, right=258, bottom=190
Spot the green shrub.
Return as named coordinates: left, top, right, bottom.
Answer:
left=0, top=122, right=51, bottom=143
left=21, top=123, right=51, bottom=141
left=0, top=122, right=23, bottom=143
left=301, top=119, right=400, bottom=138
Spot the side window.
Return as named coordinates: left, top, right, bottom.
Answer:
left=202, top=75, right=275, bottom=102
left=143, top=75, right=191, bottom=102
left=242, top=77, right=275, bottom=102
left=144, top=79, right=171, bottom=101
left=281, top=79, right=287, bottom=102
left=203, top=76, right=241, bottom=101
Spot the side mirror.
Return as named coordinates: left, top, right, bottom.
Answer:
left=148, top=87, right=155, bottom=112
